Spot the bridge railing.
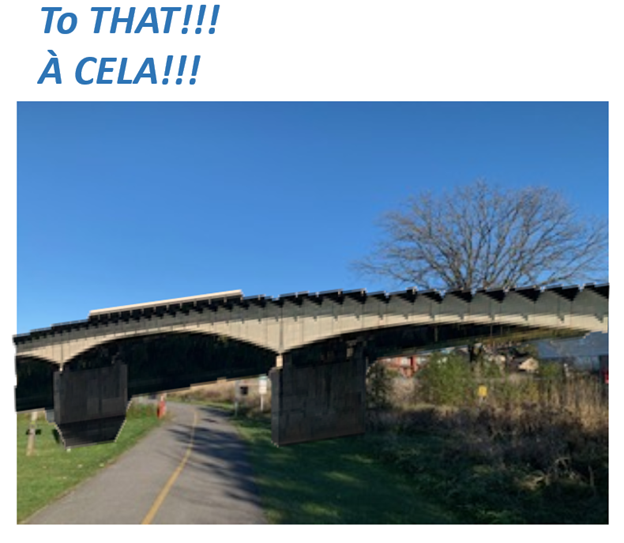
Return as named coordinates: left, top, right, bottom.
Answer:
left=14, top=318, right=92, bottom=340
left=51, top=318, right=91, bottom=328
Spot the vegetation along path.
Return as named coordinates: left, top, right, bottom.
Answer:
left=19, top=402, right=266, bottom=524
left=230, top=409, right=456, bottom=524
left=17, top=403, right=162, bottom=523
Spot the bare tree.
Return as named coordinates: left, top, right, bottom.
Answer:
left=354, top=179, right=607, bottom=291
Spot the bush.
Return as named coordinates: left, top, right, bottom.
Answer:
left=366, top=361, right=394, bottom=409
left=539, top=361, right=566, bottom=380
left=416, top=352, right=474, bottom=406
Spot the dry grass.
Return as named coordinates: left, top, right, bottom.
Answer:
left=366, top=372, right=609, bottom=522
left=387, top=367, right=608, bottom=429
left=169, top=379, right=271, bottom=414
left=170, top=379, right=236, bottom=402
left=380, top=372, right=608, bottom=467
left=172, top=363, right=607, bottom=522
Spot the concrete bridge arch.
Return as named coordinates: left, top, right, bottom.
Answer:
left=14, top=283, right=608, bottom=445
left=16, top=330, right=278, bottom=413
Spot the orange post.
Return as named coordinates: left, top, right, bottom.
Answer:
left=157, top=394, right=166, bottom=418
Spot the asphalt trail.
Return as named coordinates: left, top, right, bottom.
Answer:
left=25, top=402, right=267, bottom=524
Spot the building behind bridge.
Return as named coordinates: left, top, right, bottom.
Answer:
left=378, top=332, right=609, bottom=379
left=534, top=332, right=608, bottom=380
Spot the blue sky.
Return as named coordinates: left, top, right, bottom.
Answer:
left=17, top=102, right=608, bottom=333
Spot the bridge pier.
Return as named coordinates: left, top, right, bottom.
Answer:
left=53, top=362, right=129, bottom=448
left=269, top=341, right=367, bottom=446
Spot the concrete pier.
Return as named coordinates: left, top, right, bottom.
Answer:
left=270, top=344, right=366, bottom=446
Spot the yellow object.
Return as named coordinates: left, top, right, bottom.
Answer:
left=478, top=385, right=488, bottom=398
left=142, top=409, right=198, bottom=524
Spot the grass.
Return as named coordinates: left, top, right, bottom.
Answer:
left=19, top=371, right=600, bottom=524
left=171, top=385, right=458, bottom=523
left=370, top=361, right=609, bottom=524
left=230, top=403, right=608, bottom=524
left=169, top=379, right=268, bottom=413
left=17, top=402, right=163, bottom=523
left=228, top=410, right=456, bottom=524
left=170, top=380, right=269, bottom=416
left=177, top=370, right=608, bottom=523
left=171, top=395, right=234, bottom=412
left=365, top=405, right=609, bottom=524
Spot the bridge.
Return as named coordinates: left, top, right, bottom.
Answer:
left=14, top=283, right=608, bottom=447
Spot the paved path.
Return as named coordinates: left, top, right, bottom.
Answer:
left=26, top=402, right=267, bottom=524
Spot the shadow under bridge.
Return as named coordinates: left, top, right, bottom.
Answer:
left=67, top=330, right=278, bottom=397
left=15, top=331, right=277, bottom=414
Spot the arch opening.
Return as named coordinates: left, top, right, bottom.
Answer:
left=283, top=321, right=587, bottom=367
left=15, top=355, right=58, bottom=412
left=65, top=330, right=278, bottom=398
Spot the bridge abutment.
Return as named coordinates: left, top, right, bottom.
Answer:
left=269, top=343, right=366, bottom=446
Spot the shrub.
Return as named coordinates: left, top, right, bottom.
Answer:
left=366, top=361, right=395, bottom=409
left=416, top=352, right=474, bottom=406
